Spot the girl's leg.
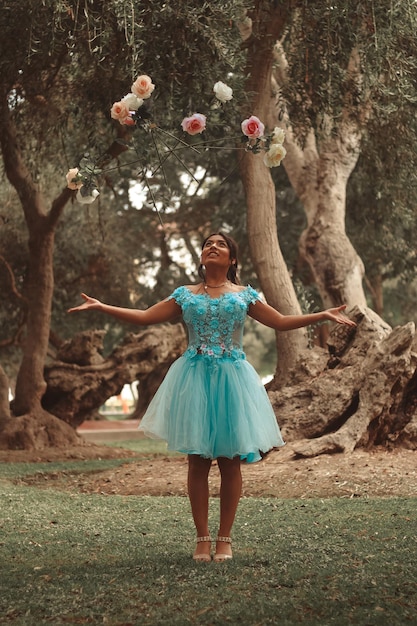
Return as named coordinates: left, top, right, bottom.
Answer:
left=187, top=454, right=212, bottom=558
left=216, top=456, right=242, bottom=558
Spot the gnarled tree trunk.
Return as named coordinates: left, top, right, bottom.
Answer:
left=268, top=306, right=417, bottom=455
left=268, top=44, right=368, bottom=308
left=42, top=325, right=186, bottom=427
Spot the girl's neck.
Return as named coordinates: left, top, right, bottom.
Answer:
left=203, top=271, right=229, bottom=288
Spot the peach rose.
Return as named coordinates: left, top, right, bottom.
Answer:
left=181, top=113, right=207, bottom=135
left=263, top=143, right=287, bottom=168
left=110, top=100, right=130, bottom=124
left=241, top=115, right=265, bottom=139
left=66, top=168, right=82, bottom=190
left=131, top=75, right=155, bottom=99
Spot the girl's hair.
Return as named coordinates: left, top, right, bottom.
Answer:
left=198, top=232, right=240, bottom=285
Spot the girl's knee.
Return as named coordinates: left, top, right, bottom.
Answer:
left=188, top=454, right=212, bottom=476
left=217, top=456, right=241, bottom=476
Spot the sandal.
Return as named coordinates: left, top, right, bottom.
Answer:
left=193, top=536, right=212, bottom=562
left=213, top=536, right=233, bottom=563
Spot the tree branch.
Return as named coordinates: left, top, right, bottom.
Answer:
left=0, top=97, right=42, bottom=227
left=0, top=255, right=27, bottom=303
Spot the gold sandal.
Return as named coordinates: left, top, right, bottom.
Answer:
left=213, top=536, right=233, bottom=563
left=193, top=536, right=212, bottom=562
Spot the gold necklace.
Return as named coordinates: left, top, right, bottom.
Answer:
left=203, top=280, right=228, bottom=291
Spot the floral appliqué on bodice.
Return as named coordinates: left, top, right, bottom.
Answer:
left=168, top=285, right=261, bottom=364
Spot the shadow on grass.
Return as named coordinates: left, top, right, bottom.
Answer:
left=0, top=477, right=416, bottom=625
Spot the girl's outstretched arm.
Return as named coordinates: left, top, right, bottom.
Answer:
left=68, top=293, right=181, bottom=326
left=248, top=300, right=356, bottom=331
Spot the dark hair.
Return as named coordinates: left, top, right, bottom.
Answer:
left=198, top=232, right=240, bottom=285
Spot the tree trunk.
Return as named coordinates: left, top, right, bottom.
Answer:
left=13, top=225, right=56, bottom=413
left=365, top=272, right=384, bottom=316
left=268, top=307, right=417, bottom=455
left=42, top=325, right=187, bottom=427
left=0, top=365, right=11, bottom=423
left=269, top=45, right=368, bottom=308
left=239, top=2, right=308, bottom=386
left=297, top=141, right=367, bottom=308
left=0, top=95, right=70, bottom=416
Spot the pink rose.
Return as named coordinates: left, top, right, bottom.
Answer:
left=66, top=167, right=82, bottom=190
left=181, top=113, right=207, bottom=135
left=241, top=115, right=265, bottom=139
left=110, top=101, right=130, bottom=124
left=131, top=75, right=155, bottom=99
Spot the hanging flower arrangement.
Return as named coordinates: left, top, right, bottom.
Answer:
left=65, top=74, right=286, bottom=205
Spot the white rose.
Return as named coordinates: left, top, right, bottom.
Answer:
left=121, top=93, right=144, bottom=111
left=76, top=188, right=100, bottom=204
left=263, top=143, right=287, bottom=168
left=271, top=127, right=286, bottom=145
left=213, top=81, right=233, bottom=103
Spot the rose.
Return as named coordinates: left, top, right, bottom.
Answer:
left=76, top=188, right=100, bottom=204
left=213, top=81, right=233, bottom=103
left=110, top=100, right=131, bottom=124
left=131, top=74, right=155, bottom=99
left=271, top=126, right=286, bottom=145
left=66, top=167, right=82, bottom=190
left=263, top=143, right=287, bottom=168
left=241, top=115, right=265, bottom=139
left=181, top=113, right=207, bottom=135
left=121, top=92, right=144, bottom=111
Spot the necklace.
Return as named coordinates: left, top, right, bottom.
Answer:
left=203, top=280, right=228, bottom=291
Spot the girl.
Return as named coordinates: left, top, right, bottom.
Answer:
left=69, top=232, right=355, bottom=562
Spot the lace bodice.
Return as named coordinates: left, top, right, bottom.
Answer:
left=168, top=285, right=261, bottom=362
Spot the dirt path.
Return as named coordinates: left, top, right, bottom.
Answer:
left=3, top=433, right=416, bottom=499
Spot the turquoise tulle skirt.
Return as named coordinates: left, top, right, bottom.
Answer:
left=138, top=354, right=284, bottom=463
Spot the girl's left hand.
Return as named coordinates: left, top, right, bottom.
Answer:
left=324, top=305, right=356, bottom=327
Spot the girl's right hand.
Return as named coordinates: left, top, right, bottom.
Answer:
left=68, top=293, right=102, bottom=313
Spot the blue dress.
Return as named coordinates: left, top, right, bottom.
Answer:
left=138, top=285, right=284, bottom=463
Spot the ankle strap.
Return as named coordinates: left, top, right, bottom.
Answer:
left=196, top=536, right=212, bottom=543
left=216, top=536, right=232, bottom=543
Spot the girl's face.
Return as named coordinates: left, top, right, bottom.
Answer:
left=201, top=234, right=233, bottom=269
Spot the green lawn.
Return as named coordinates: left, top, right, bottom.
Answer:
left=0, top=450, right=416, bottom=625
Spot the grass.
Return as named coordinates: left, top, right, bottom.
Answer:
left=0, top=444, right=416, bottom=626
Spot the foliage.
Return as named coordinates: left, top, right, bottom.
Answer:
left=346, top=100, right=417, bottom=321
left=282, top=0, right=417, bottom=142
left=0, top=468, right=416, bottom=624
